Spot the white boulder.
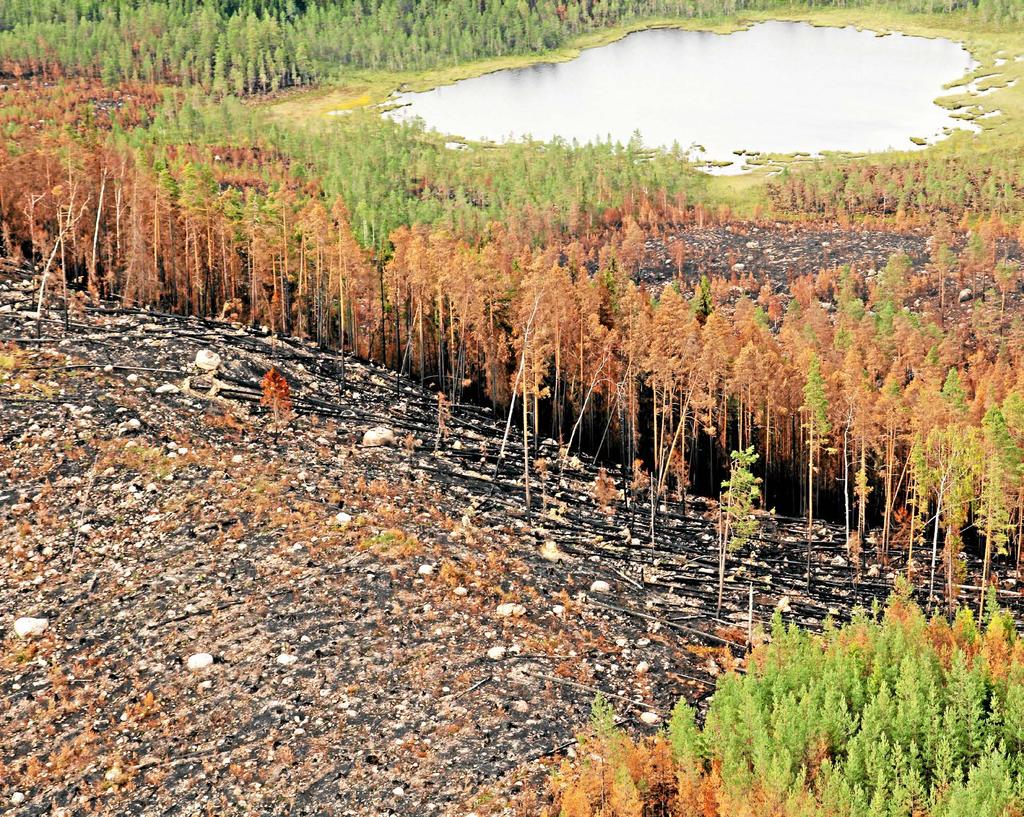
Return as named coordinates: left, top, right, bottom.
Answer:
left=13, top=617, right=48, bottom=638
left=362, top=426, right=396, bottom=447
left=187, top=652, right=214, bottom=671
left=589, top=580, right=611, bottom=594
left=194, top=349, right=222, bottom=373
left=540, top=541, right=568, bottom=562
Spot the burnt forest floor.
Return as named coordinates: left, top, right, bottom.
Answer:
left=639, top=223, right=1022, bottom=291
left=1, top=260, right=1022, bottom=817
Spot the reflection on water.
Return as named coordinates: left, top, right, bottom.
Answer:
left=386, top=21, right=977, bottom=172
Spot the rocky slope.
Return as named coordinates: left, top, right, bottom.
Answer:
left=2, top=271, right=1020, bottom=816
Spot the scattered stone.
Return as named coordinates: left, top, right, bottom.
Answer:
left=11, top=793, right=25, bottom=806
left=231, top=454, right=244, bottom=464
left=495, top=602, right=526, bottom=618
left=639, top=711, right=661, bottom=725
left=13, top=617, right=48, bottom=638
left=417, top=564, right=434, bottom=577
left=866, top=563, right=881, bottom=578
left=540, top=540, right=569, bottom=562
left=486, top=646, right=506, bottom=661
left=512, top=700, right=530, bottom=714
left=276, top=653, right=298, bottom=667
left=453, top=586, right=468, bottom=597
left=362, top=426, right=396, bottom=447
left=334, top=511, right=353, bottom=526
left=959, top=287, right=973, bottom=303
left=155, top=383, right=179, bottom=395
left=831, top=555, right=847, bottom=567
left=589, top=580, right=611, bottom=594
left=552, top=604, right=565, bottom=616
left=194, top=349, right=222, bottom=372
left=636, top=661, right=650, bottom=674
left=775, top=596, right=792, bottom=614
left=187, top=652, right=214, bottom=671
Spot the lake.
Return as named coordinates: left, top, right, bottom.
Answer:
left=386, top=21, right=977, bottom=172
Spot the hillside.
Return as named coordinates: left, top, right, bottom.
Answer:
left=3, top=268, right=1022, bottom=814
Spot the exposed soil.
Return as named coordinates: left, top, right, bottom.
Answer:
left=2, top=269, right=1021, bottom=816
left=640, top=222, right=1022, bottom=291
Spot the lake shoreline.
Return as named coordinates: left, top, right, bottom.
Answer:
left=384, top=21, right=977, bottom=174
left=262, top=8, right=1024, bottom=212
left=267, top=10, right=995, bottom=118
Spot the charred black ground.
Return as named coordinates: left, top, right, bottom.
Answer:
left=3, top=262, right=1021, bottom=815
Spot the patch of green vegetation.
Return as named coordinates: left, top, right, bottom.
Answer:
left=555, top=591, right=1024, bottom=816
left=357, top=529, right=422, bottom=558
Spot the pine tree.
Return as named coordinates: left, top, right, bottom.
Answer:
left=717, top=446, right=760, bottom=615
left=803, top=353, right=831, bottom=537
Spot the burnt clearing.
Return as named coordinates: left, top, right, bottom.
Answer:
left=638, top=223, right=1022, bottom=290
left=1, top=268, right=1022, bottom=816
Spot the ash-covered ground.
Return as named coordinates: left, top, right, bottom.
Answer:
left=640, top=223, right=1022, bottom=290
left=2, top=265, right=1020, bottom=816
left=0, top=276, right=723, bottom=817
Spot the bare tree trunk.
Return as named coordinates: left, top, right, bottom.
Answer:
left=36, top=195, right=86, bottom=337
left=523, top=383, right=531, bottom=514
left=89, top=171, right=106, bottom=297
left=806, top=424, right=814, bottom=592
left=717, top=501, right=727, bottom=617
left=843, top=411, right=851, bottom=552
left=928, top=475, right=946, bottom=613
left=747, top=583, right=754, bottom=649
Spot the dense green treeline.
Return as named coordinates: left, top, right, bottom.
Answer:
left=150, top=96, right=705, bottom=253
left=2, top=0, right=1022, bottom=93
left=554, top=593, right=1024, bottom=816
left=769, top=151, right=1024, bottom=219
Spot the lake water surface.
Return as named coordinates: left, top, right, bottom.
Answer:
left=386, top=22, right=977, bottom=171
